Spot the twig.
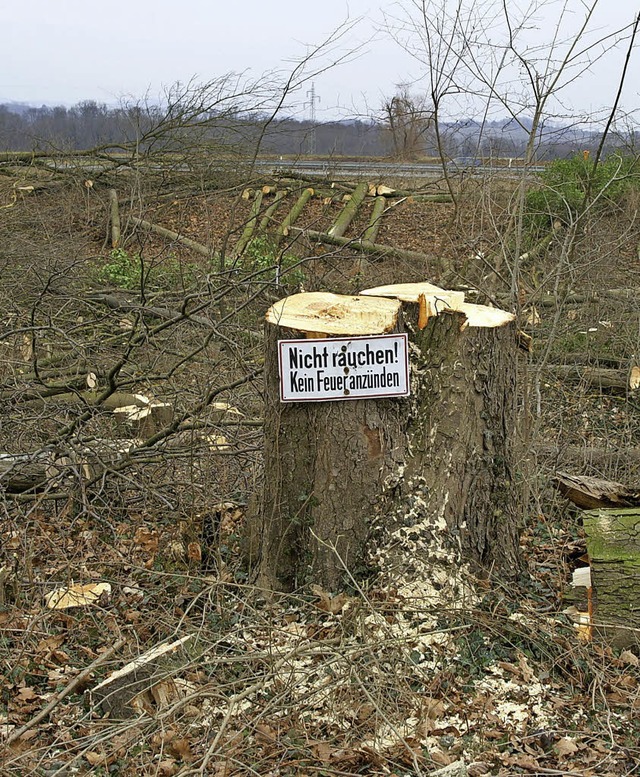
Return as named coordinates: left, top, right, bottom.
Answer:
left=4, top=638, right=126, bottom=747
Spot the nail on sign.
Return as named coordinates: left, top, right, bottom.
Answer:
left=278, top=334, right=409, bottom=402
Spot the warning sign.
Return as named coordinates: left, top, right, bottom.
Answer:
left=278, top=334, right=409, bottom=402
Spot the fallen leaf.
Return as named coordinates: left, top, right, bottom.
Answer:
left=16, top=686, right=38, bottom=702
left=555, top=737, right=579, bottom=757
left=45, top=582, right=111, bottom=609
left=620, top=649, right=639, bottom=667
left=85, top=751, right=107, bottom=766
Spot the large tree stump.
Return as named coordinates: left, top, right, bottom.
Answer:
left=248, top=283, right=522, bottom=592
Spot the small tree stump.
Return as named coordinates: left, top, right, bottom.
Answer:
left=248, top=284, right=523, bottom=591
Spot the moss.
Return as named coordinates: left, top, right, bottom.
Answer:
left=584, top=509, right=640, bottom=568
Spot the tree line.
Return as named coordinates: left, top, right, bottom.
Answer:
left=0, top=97, right=618, bottom=160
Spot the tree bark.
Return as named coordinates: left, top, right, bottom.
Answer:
left=288, top=227, right=447, bottom=276
left=328, top=182, right=368, bottom=238
left=131, top=216, right=214, bottom=258
left=583, top=508, right=640, bottom=647
left=545, top=364, right=638, bottom=394
left=275, top=188, right=314, bottom=245
left=248, top=284, right=522, bottom=592
left=109, top=189, right=121, bottom=249
left=363, top=196, right=387, bottom=245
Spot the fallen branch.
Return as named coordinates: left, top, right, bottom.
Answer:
left=288, top=226, right=446, bottom=275
left=131, top=216, right=214, bottom=258
left=87, top=291, right=212, bottom=328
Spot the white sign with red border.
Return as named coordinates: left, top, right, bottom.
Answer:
left=278, top=334, right=410, bottom=402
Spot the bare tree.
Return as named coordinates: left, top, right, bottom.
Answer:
left=381, top=85, right=433, bottom=159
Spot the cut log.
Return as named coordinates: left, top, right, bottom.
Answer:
left=288, top=227, right=447, bottom=275
left=554, top=472, right=640, bottom=510
left=274, top=188, right=314, bottom=245
left=328, top=181, right=368, bottom=238
left=248, top=283, right=522, bottom=591
left=113, top=399, right=174, bottom=439
left=258, top=189, right=286, bottom=233
left=232, top=189, right=263, bottom=259
left=131, top=216, right=213, bottom=259
left=108, top=189, right=121, bottom=249
left=545, top=364, right=638, bottom=394
left=362, top=196, right=387, bottom=245
left=0, top=453, right=54, bottom=493
left=583, top=508, right=640, bottom=647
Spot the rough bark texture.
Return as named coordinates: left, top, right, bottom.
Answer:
left=554, top=472, right=640, bottom=510
left=584, top=508, right=640, bottom=647
left=249, top=303, right=522, bottom=592
left=248, top=319, right=406, bottom=591
left=400, top=310, right=521, bottom=574
left=328, top=181, right=368, bottom=238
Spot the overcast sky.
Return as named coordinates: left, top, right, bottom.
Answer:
left=3, top=0, right=639, bottom=122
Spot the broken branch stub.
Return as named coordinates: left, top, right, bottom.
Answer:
left=248, top=282, right=523, bottom=592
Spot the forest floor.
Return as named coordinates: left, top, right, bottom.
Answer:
left=0, top=170, right=639, bottom=776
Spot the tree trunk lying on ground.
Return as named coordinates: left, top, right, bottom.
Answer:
left=328, top=182, right=368, bottom=238
left=87, top=291, right=213, bottom=328
left=288, top=226, right=449, bottom=277
left=553, top=472, right=640, bottom=510
left=275, top=187, right=314, bottom=244
left=528, top=288, right=640, bottom=308
left=363, top=196, right=387, bottom=244
left=131, top=216, right=213, bottom=258
left=544, top=364, right=640, bottom=394
left=534, top=444, right=640, bottom=483
left=248, top=282, right=522, bottom=592
left=547, top=352, right=632, bottom=370
left=232, top=188, right=263, bottom=259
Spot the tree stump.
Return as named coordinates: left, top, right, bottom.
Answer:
left=248, top=283, right=523, bottom=592
left=583, top=508, right=640, bottom=647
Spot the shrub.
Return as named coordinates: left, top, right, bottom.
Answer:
left=241, top=235, right=305, bottom=290
left=98, top=248, right=196, bottom=290
left=525, top=153, right=640, bottom=236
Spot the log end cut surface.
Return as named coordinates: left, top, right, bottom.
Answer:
left=361, top=282, right=465, bottom=311
left=266, top=292, right=401, bottom=335
left=361, top=282, right=515, bottom=328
